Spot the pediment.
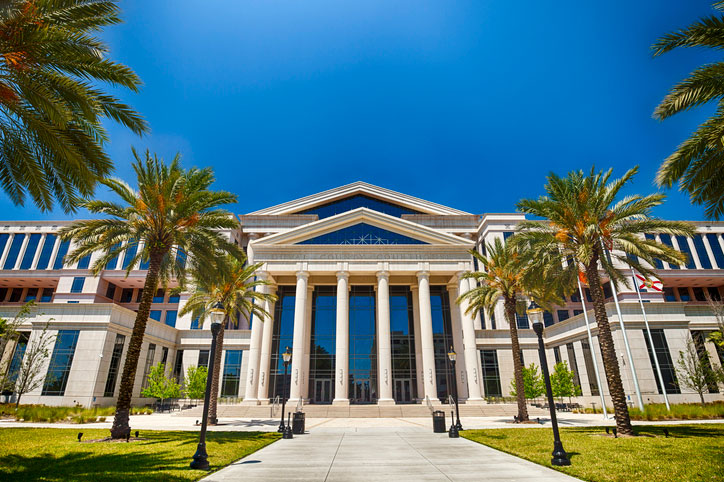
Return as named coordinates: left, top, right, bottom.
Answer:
left=248, top=182, right=471, bottom=217
left=253, top=208, right=474, bottom=246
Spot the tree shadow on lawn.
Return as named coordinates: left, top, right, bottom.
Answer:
left=573, top=425, right=724, bottom=439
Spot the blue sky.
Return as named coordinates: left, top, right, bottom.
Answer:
left=4, top=0, right=722, bottom=220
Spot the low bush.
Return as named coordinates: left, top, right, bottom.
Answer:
left=572, top=401, right=724, bottom=420
left=0, top=404, right=153, bottom=423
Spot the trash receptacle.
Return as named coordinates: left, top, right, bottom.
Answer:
left=432, top=410, right=446, bottom=433
left=292, top=411, right=305, bottom=434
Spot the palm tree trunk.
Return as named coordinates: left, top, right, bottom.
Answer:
left=584, top=249, right=634, bottom=436
left=110, top=251, right=164, bottom=439
left=208, top=323, right=226, bottom=425
left=504, top=295, right=529, bottom=422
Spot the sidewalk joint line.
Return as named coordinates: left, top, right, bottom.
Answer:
left=323, top=432, right=345, bottom=482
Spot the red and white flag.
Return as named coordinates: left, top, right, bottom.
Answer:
left=635, top=274, right=663, bottom=292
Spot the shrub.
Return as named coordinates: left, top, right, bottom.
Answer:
left=0, top=404, right=154, bottom=423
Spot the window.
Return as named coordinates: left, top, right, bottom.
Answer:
left=172, top=350, right=184, bottom=382
left=3, top=234, right=25, bottom=269
left=175, top=249, right=187, bottom=269
left=164, top=310, right=177, bottom=327
left=390, top=286, right=416, bottom=401
left=570, top=291, right=580, bottom=303
left=675, top=236, right=696, bottom=269
left=643, top=329, right=680, bottom=394
left=35, top=234, right=57, bottom=270
left=348, top=285, right=379, bottom=402
left=161, top=346, right=169, bottom=366
left=153, top=289, right=165, bottom=303
left=693, top=287, right=707, bottom=302
left=168, top=293, right=180, bottom=304
left=480, top=350, right=502, bottom=397
left=121, top=239, right=138, bottom=270
left=298, top=223, right=427, bottom=245
left=430, top=286, right=454, bottom=401
left=580, top=341, right=600, bottom=396
left=136, top=289, right=144, bottom=303
left=543, top=311, right=554, bottom=327
left=503, top=231, right=514, bottom=241
left=645, top=234, right=664, bottom=269
left=198, top=350, right=210, bottom=368
left=677, top=287, right=691, bottom=302
left=139, top=257, right=150, bottom=270
left=659, top=234, right=679, bottom=269
left=692, top=235, right=712, bottom=269
left=0, top=287, right=6, bottom=302
left=269, top=286, right=295, bottom=400
left=103, top=334, right=125, bottom=397
left=221, top=350, right=243, bottom=396
left=42, top=330, right=80, bottom=395
left=105, top=242, right=122, bottom=270
left=53, top=240, right=70, bottom=269
left=105, top=283, right=116, bottom=300
left=19, top=234, right=41, bottom=269
left=566, top=343, right=582, bottom=390
left=149, top=310, right=162, bottom=322
left=8, top=288, right=22, bottom=302
left=70, top=277, right=85, bottom=293
left=24, top=288, right=38, bottom=302
left=490, top=310, right=496, bottom=330
left=692, top=331, right=719, bottom=393
left=298, top=194, right=421, bottom=219
left=515, top=312, right=529, bottom=329
left=190, top=317, right=200, bottom=330
left=120, top=288, right=133, bottom=303
left=309, top=286, right=336, bottom=400
left=77, top=254, right=91, bottom=269
left=708, top=287, right=721, bottom=301
left=0, top=233, right=9, bottom=261
left=6, top=332, right=29, bottom=385
left=584, top=288, right=593, bottom=302
left=553, top=346, right=561, bottom=364
left=40, top=288, right=53, bottom=302
left=557, top=310, right=570, bottom=322
left=141, top=344, right=156, bottom=389
left=663, top=288, right=677, bottom=302
left=705, top=234, right=724, bottom=268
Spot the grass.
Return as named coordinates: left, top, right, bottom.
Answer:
left=462, top=424, right=724, bottom=482
left=0, top=404, right=153, bottom=423
left=573, top=401, right=724, bottom=421
left=0, top=428, right=280, bottom=481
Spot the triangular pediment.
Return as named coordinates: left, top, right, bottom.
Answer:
left=253, top=208, right=474, bottom=246
left=248, top=182, right=471, bottom=217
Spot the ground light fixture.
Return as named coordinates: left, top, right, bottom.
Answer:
left=447, top=346, right=462, bottom=431
left=279, top=346, right=292, bottom=434
left=190, top=302, right=225, bottom=470
left=527, top=300, right=571, bottom=467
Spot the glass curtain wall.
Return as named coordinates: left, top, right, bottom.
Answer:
left=221, top=350, right=243, bottom=397
left=309, top=286, right=336, bottom=403
left=348, top=286, right=377, bottom=404
left=430, top=286, right=454, bottom=402
left=643, top=329, right=680, bottom=394
left=390, top=286, right=417, bottom=403
left=268, top=286, right=295, bottom=400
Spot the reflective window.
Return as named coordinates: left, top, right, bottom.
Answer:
left=120, top=288, right=133, bottom=303
left=164, top=310, right=177, bottom=327
left=3, top=234, right=25, bottom=269
left=543, top=311, right=554, bottom=327
left=553, top=346, right=562, bottom=364
left=221, top=350, right=243, bottom=397
left=105, top=283, right=116, bottom=300
left=139, top=256, right=150, bottom=270
left=19, top=234, right=41, bottom=269
left=557, top=310, right=570, bottom=322
left=566, top=343, right=582, bottom=390
left=70, top=277, right=85, bottom=293
left=692, top=331, right=719, bottom=393
left=298, top=194, right=420, bottom=219
left=390, top=287, right=416, bottom=402
left=645, top=234, right=664, bottom=269
left=121, top=239, right=138, bottom=270
left=580, top=341, right=600, bottom=396
left=168, top=293, right=180, bottom=303
left=105, top=242, right=122, bottom=270
left=663, top=288, right=677, bottom=302
left=190, top=317, right=200, bottom=330
left=573, top=309, right=583, bottom=316
left=40, top=288, right=53, bottom=302
left=503, top=231, right=514, bottom=241
left=153, top=290, right=165, bottom=303
left=480, top=350, right=502, bottom=398
left=7, top=332, right=29, bottom=385
left=53, top=240, right=70, bottom=269
left=76, top=254, right=91, bottom=270
left=693, top=287, right=707, bottom=302
left=0, top=233, right=9, bottom=261
left=42, top=330, right=80, bottom=395
left=677, top=287, right=691, bottom=302
left=269, top=287, right=295, bottom=400
left=515, top=312, right=529, bottom=329
left=675, top=236, right=696, bottom=269
left=198, top=349, right=209, bottom=368
left=35, top=234, right=57, bottom=270
left=309, top=286, right=336, bottom=402
left=692, top=235, right=712, bottom=269
left=8, top=288, right=21, bottom=302
left=24, top=288, right=38, bottom=302
left=659, top=234, right=679, bottom=269
left=149, top=310, right=162, bottom=322
left=349, top=286, right=377, bottom=403
left=298, top=223, right=427, bottom=245
left=141, top=344, right=156, bottom=389
left=643, top=329, right=680, bottom=394
left=705, top=234, right=724, bottom=268
left=708, top=287, right=721, bottom=301
left=431, top=286, right=453, bottom=401
left=175, top=248, right=187, bottom=269
left=172, top=350, right=184, bottom=382
left=104, top=334, right=125, bottom=397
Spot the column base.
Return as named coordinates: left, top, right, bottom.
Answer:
left=463, top=397, right=486, bottom=405
left=377, top=398, right=396, bottom=406
left=257, top=398, right=270, bottom=405
left=332, top=399, right=350, bottom=406
left=240, top=399, right=259, bottom=406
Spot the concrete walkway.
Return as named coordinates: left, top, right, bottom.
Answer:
left=202, top=428, right=580, bottom=482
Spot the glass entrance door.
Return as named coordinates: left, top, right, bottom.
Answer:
left=350, top=378, right=374, bottom=404
left=394, top=378, right=413, bottom=403
left=314, top=379, right=333, bottom=404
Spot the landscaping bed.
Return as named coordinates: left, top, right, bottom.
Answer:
left=462, top=424, right=724, bottom=482
left=0, top=404, right=153, bottom=423
left=0, top=428, right=280, bottom=481
left=573, top=401, right=724, bottom=421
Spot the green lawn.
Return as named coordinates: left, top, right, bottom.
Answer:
left=0, top=428, right=280, bottom=481
left=462, top=424, right=724, bottom=482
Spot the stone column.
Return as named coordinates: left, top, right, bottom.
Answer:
left=459, top=275, right=484, bottom=402
left=447, top=282, right=469, bottom=400
left=333, top=271, right=350, bottom=404
left=416, top=271, right=438, bottom=401
left=411, top=286, right=424, bottom=401
left=256, top=284, right=277, bottom=403
left=242, top=272, right=269, bottom=404
left=288, top=271, right=308, bottom=403
left=376, top=271, right=394, bottom=404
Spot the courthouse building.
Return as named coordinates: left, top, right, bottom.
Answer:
left=1, top=182, right=723, bottom=408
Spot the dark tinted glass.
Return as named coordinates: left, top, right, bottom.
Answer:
left=298, top=223, right=426, bottom=245
left=645, top=234, right=664, bottom=269
left=3, top=234, right=25, bottom=269
left=35, top=234, right=57, bottom=270
left=643, top=329, right=680, bottom=394
left=692, top=235, right=712, bottom=269
left=705, top=234, right=724, bottom=268
left=53, top=240, right=70, bottom=269
left=299, top=194, right=420, bottom=218
left=19, top=234, right=41, bottom=269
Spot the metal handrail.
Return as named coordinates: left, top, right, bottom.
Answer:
left=270, top=395, right=280, bottom=418
left=295, top=397, right=304, bottom=413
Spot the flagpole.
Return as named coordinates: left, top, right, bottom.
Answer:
left=632, top=268, right=670, bottom=411
left=603, top=246, right=645, bottom=411
left=577, top=278, right=608, bottom=420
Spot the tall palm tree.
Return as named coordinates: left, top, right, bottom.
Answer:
left=0, top=0, right=148, bottom=213
left=457, top=238, right=562, bottom=422
left=652, top=1, right=724, bottom=219
left=514, top=166, right=694, bottom=435
left=59, top=149, right=239, bottom=439
left=180, top=253, right=276, bottom=424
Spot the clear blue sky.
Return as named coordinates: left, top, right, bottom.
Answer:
left=4, top=0, right=722, bottom=220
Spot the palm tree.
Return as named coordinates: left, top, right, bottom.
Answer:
left=457, top=238, right=562, bottom=422
left=59, top=149, right=239, bottom=439
left=652, top=1, right=724, bottom=219
left=179, top=253, right=277, bottom=424
left=0, top=0, right=148, bottom=213
left=514, top=166, right=694, bottom=435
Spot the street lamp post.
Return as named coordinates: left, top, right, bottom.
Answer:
left=527, top=300, right=570, bottom=467
left=190, top=302, right=225, bottom=470
left=278, top=347, right=292, bottom=433
left=447, top=346, right=462, bottom=431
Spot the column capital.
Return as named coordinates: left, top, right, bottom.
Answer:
left=376, top=270, right=389, bottom=281
left=416, top=270, right=430, bottom=281
left=336, top=271, right=349, bottom=281
left=295, top=270, right=309, bottom=281
left=256, top=270, right=269, bottom=280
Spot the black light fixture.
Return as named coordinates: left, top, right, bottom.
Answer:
left=190, top=301, right=225, bottom=470
left=448, top=409, right=459, bottom=438
left=528, top=300, right=571, bottom=467
left=447, top=346, right=462, bottom=431
left=279, top=346, right=292, bottom=434
left=77, top=432, right=83, bottom=442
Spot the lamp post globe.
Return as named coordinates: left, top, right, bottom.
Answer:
left=190, top=301, right=225, bottom=470
left=447, top=346, right=462, bottom=431
left=527, top=300, right=571, bottom=467
left=279, top=347, right=292, bottom=433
